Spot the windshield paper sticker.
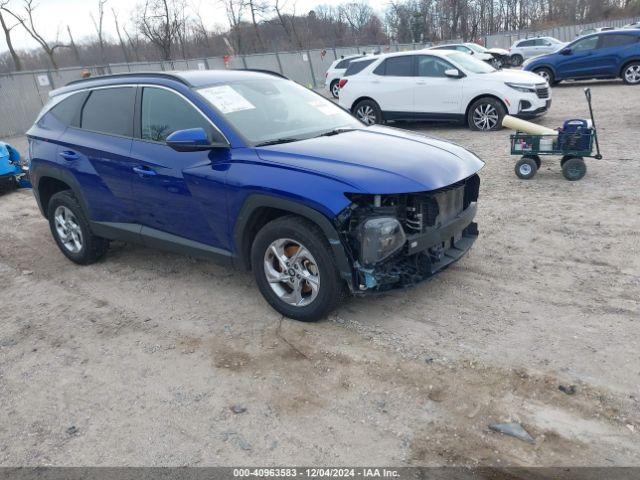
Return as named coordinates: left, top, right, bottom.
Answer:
left=308, top=100, right=341, bottom=116
left=200, top=85, right=255, bottom=114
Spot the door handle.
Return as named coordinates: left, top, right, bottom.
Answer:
left=416, top=81, right=427, bottom=85
left=132, top=166, right=157, bottom=177
left=371, top=80, right=380, bottom=84
left=59, top=150, right=79, bottom=161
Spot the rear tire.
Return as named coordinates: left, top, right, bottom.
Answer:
left=251, top=215, right=343, bottom=322
left=561, top=157, right=586, bottom=181
left=468, top=97, right=506, bottom=131
left=511, top=54, right=523, bottom=67
left=622, top=61, right=640, bottom=85
left=353, top=99, right=382, bottom=125
left=330, top=80, right=340, bottom=98
left=47, top=190, right=109, bottom=264
left=515, top=157, right=538, bottom=180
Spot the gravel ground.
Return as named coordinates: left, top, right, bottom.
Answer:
left=0, top=79, right=639, bottom=467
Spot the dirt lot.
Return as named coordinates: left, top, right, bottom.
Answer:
left=1, top=80, right=639, bottom=467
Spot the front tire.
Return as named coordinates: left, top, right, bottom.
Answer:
left=353, top=99, right=382, bottom=125
left=515, top=156, right=538, bottom=180
left=251, top=216, right=343, bottom=322
left=468, top=97, right=505, bottom=131
left=622, top=62, right=640, bottom=85
left=534, top=67, right=555, bottom=85
left=47, top=190, right=109, bottom=264
left=511, top=54, right=523, bottom=67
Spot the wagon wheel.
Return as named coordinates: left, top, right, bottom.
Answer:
left=515, top=156, right=538, bottom=180
left=562, top=157, right=586, bottom=181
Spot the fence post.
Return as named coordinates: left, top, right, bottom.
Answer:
left=241, top=56, right=248, bottom=69
left=306, top=50, right=317, bottom=88
left=274, top=51, right=284, bottom=75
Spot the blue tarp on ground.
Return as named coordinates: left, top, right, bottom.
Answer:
left=0, top=142, right=30, bottom=189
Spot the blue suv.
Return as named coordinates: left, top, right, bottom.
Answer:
left=28, top=71, right=483, bottom=321
left=523, top=29, right=640, bottom=85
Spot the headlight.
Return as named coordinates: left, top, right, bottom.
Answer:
left=505, top=82, right=536, bottom=93
left=358, top=217, right=406, bottom=265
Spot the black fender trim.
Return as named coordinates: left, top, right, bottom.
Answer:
left=30, top=164, right=91, bottom=220
left=233, top=194, right=355, bottom=288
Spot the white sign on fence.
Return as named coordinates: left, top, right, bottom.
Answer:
left=37, top=74, right=50, bottom=86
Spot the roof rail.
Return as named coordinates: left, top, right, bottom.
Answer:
left=65, top=71, right=192, bottom=87
left=233, top=68, right=288, bottom=79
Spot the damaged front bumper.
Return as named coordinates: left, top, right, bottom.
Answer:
left=341, top=174, right=480, bottom=293
left=356, top=212, right=478, bottom=292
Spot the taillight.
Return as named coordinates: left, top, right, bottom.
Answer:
left=338, top=79, right=348, bottom=88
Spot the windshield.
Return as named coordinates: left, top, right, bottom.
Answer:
left=446, top=51, right=496, bottom=74
left=466, top=43, right=487, bottom=53
left=197, top=78, right=362, bottom=145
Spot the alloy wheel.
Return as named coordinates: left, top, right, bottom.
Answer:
left=331, top=82, right=340, bottom=98
left=472, top=103, right=499, bottom=130
left=54, top=205, right=83, bottom=253
left=536, top=69, right=551, bottom=82
left=624, top=65, right=640, bottom=84
left=263, top=238, right=320, bottom=307
left=356, top=105, right=376, bottom=125
left=519, top=163, right=532, bottom=176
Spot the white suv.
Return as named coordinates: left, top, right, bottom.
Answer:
left=338, top=50, right=551, bottom=131
left=509, top=37, right=564, bottom=66
left=324, top=54, right=366, bottom=98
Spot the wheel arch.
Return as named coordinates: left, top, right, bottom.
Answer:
left=464, top=94, right=508, bottom=125
left=33, top=165, right=89, bottom=220
left=620, top=58, right=640, bottom=77
left=233, top=194, right=354, bottom=288
left=350, top=96, right=379, bottom=113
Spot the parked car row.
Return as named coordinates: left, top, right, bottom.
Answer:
left=523, top=29, right=640, bottom=85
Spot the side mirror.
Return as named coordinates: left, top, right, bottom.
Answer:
left=560, top=48, right=572, bottom=55
left=166, top=128, right=228, bottom=152
left=444, top=68, right=463, bottom=79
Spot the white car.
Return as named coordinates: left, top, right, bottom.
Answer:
left=577, top=26, right=614, bottom=37
left=509, top=37, right=565, bottom=66
left=324, top=54, right=366, bottom=98
left=337, top=50, right=551, bottom=131
left=429, top=42, right=510, bottom=68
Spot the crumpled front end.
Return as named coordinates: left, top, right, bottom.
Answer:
left=338, top=173, right=480, bottom=292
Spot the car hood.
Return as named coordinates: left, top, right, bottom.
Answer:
left=487, top=47, right=509, bottom=56
left=475, top=52, right=494, bottom=61
left=255, top=126, right=484, bottom=194
left=486, top=68, right=547, bottom=85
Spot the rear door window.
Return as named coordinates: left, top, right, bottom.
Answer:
left=599, top=34, right=638, bottom=48
left=518, top=40, right=535, bottom=47
left=374, top=56, right=414, bottom=76
left=81, top=87, right=135, bottom=137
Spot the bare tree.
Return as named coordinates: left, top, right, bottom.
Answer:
left=220, top=0, right=246, bottom=54
left=90, top=0, right=108, bottom=63
left=0, top=1, right=21, bottom=71
left=66, top=25, right=81, bottom=63
left=136, top=0, right=185, bottom=60
left=112, top=7, right=130, bottom=62
left=1, top=0, right=68, bottom=69
left=248, top=0, right=266, bottom=50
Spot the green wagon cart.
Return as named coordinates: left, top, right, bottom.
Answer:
left=510, top=88, right=602, bottom=181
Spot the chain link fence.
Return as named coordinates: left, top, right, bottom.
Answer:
left=1, top=14, right=638, bottom=138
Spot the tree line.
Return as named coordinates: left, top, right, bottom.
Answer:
left=0, top=0, right=638, bottom=73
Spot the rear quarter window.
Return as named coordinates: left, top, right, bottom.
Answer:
left=47, top=92, right=88, bottom=127
left=600, top=34, right=639, bottom=48
left=344, top=59, right=375, bottom=76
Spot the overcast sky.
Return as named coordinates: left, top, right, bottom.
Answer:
left=1, top=0, right=389, bottom=52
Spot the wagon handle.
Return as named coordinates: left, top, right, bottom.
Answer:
left=584, top=88, right=602, bottom=159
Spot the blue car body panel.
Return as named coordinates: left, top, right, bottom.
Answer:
left=524, top=30, right=640, bottom=81
left=27, top=70, right=484, bottom=290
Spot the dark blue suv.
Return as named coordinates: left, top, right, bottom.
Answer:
left=28, top=71, right=483, bottom=321
left=523, top=29, right=640, bottom=85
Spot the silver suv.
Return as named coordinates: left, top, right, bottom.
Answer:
left=509, top=37, right=564, bottom=66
